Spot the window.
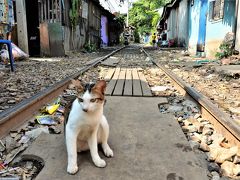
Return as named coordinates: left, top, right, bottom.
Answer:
left=39, top=0, right=64, bottom=23
left=209, top=0, right=224, bottom=21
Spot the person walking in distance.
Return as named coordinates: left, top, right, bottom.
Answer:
left=151, top=33, right=156, bottom=47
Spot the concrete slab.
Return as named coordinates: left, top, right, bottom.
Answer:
left=23, top=97, right=208, bottom=180
left=214, top=65, right=240, bottom=76
left=101, top=57, right=120, bottom=67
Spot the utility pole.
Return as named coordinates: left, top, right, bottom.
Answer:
left=16, top=0, right=29, bottom=54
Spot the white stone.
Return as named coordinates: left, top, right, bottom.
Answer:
left=199, top=142, right=210, bottom=152
left=221, top=161, right=234, bottom=177
left=209, top=146, right=238, bottom=163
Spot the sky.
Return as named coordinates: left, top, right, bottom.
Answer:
left=99, top=0, right=137, bottom=14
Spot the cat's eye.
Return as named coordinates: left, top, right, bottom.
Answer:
left=90, top=98, right=96, bottom=103
left=78, top=98, right=83, bottom=102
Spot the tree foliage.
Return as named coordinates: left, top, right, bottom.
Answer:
left=69, top=0, right=81, bottom=28
left=129, top=0, right=167, bottom=35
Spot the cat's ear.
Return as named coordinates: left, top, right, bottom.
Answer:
left=71, top=79, right=84, bottom=92
left=93, top=80, right=106, bottom=94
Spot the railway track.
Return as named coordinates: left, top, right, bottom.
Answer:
left=1, top=45, right=239, bottom=146
left=0, top=45, right=239, bottom=179
left=142, top=48, right=240, bottom=147
left=0, top=46, right=125, bottom=138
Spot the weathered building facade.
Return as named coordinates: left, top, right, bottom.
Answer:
left=189, top=0, right=236, bottom=57
left=15, top=0, right=122, bottom=57
left=158, top=0, right=237, bottom=58
left=158, top=0, right=189, bottom=47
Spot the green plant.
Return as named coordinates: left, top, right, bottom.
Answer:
left=84, top=43, right=97, bottom=52
left=129, top=0, right=168, bottom=35
left=115, top=15, right=125, bottom=28
left=133, top=30, right=140, bottom=43
left=69, top=0, right=81, bottom=28
left=215, top=43, right=233, bottom=59
left=119, top=33, right=125, bottom=45
left=69, top=0, right=81, bottom=50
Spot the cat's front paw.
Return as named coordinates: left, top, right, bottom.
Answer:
left=102, top=144, right=114, bottom=157
left=104, top=147, right=114, bottom=157
left=67, top=164, right=79, bottom=175
left=94, top=158, right=106, bottom=168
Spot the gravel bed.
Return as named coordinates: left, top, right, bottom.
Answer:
left=0, top=50, right=112, bottom=113
left=0, top=61, right=104, bottom=179
left=1, top=46, right=239, bottom=179
left=147, top=49, right=240, bottom=123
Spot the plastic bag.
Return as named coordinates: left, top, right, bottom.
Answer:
left=11, top=43, right=29, bottom=60
left=0, top=43, right=29, bottom=63
left=0, top=49, right=9, bottom=64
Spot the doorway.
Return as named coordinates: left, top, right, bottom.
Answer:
left=101, top=15, right=108, bottom=47
left=25, top=0, right=40, bottom=56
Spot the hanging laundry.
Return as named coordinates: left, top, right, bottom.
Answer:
left=7, top=0, right=14, bottom=26
left=0, top=0, right=14, bottom=36
left=0, top=0, right=8, bottom=24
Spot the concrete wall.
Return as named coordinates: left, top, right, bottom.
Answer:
left=188, top=0, right=201, bottom=55
left=188, top=0, right=235, bottom=57
left=177, top=0, right=189, bottom=46
left=205, top=0, right=236, bottom=57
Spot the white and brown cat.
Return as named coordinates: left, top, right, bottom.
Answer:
left=64, top=79, right=113, bottom=174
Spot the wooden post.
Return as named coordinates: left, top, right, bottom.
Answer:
left=16, top=0, right=29, bottom=54
left=44, top=0, right=47, bottom=21
left=51, top=0, right=54, bottom=22
left=59, top=0, right=62, bottom=23
left=48, top=0, right=50, bottom=23
left=235, top=0, right=240, bottom=51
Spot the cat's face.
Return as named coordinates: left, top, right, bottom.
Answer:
left=71, top=80, right=106, bottom=113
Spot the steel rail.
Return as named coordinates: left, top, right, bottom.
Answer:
left=0, top=46, right=125, bottom=138
left=142, top=47, right=240, bottom=146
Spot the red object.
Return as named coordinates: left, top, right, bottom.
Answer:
left=168, top=39, right=175, bottom=47
left=0, top=163, right=6, bottom=170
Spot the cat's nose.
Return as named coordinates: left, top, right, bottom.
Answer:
left=82, top=108, right=88, bottom=112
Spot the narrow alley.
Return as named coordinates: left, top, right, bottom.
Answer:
left=0, top=0, right=240, bottom=180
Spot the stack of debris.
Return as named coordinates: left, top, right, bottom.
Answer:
left=0, top=95, right=70, bottom=179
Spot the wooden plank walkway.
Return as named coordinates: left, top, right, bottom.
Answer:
left=105, top=68, right=121, bottom=95
left=123, top=69, right=133, bottom=96
left=105, top=67, right=152, bottom=97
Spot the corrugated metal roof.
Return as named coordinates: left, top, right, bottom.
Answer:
left=157, top=0, right=181, bottom=26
